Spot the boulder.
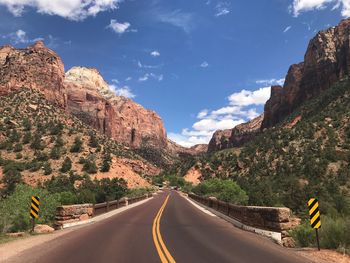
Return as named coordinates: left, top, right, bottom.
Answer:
left=34, top=224, right=55, bottom=234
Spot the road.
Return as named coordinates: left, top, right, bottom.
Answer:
left=5, top=190, right=311, bottom=263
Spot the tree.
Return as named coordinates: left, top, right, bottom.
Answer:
left=50, top=147, right=61, bottom=160
left=60, top=157, right=72, bottom=173
left=1, top=162, right=23, bottom=196
left=82, top=159, right=98, bottom=174
left=43, top=162, right=52, bottom=176
left=88, top=132, right=99, bottom=148
left=70, top=137, right=83, bottom=153
left=100, top=152, right=111, bottom=172
left=30, top=133, right=43, bottom=150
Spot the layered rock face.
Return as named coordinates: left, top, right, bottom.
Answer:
left=65, top=67, right=167, bottom=149
left=262, top=19, right=350, bottom=129
left=208, top=114, right=263, bottom=152
left=0, top=41, right=66, bottom=107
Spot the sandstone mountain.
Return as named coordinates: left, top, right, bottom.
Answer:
left=0, top=41, right=66, bottom=107
left=207, top=18, right=350, bottom=152
left=262, top=18, right=350, bottom=129
left=65, top=66, right=167, bottom=149
left=0, top=41, right=200, bottom=171
left=208, top=114, right=263, bottom=152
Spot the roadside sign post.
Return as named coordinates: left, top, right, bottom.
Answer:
left=308, top=198, right=321, bottom=251
left=30, top=196, right=40, bottom=233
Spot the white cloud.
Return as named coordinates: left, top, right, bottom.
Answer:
left=138, top=73, right=163, bottom=82
left=150, top=50, right=160, bottom=57
left=156, top=9, right=195, bottom=33
left=228, top=87, right=271, bottom=107
left=197, top=109, right=209, bottom=119
left=200, top=61, right=209, bottom=68
left=137, top=60, right=162, bottom=69
left=0, top=0, right=122, bottom=21
left=215, top=1, right=231, bottom=16
left=109, top=84, right=135, bottom=98
left=125, top=76, right=132, bottom=81
left=169, top=81, right=278, bottom=147
left=256, top=78, right=285, bottom=86
left=283, top=26, right=292, bottom=33
left=139, top=74, right=149, bottom=82
left=107, top=19, right=131, bottom=34
left=291, top=0, right=350, bottom=17
left=5, top=29, right=46, bottom=44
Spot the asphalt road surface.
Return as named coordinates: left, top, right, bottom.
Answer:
left=5, top=190, right=312, bottom=263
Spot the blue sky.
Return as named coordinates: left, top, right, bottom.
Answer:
left=0, top=0, right=348, bottom=146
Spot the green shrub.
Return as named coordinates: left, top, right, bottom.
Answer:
left=0, top=184, right=61, bottom=233
left=193, top=178, right=249, bottom=205
left=60, top=157, right=72, bottom=173
left=13, top=143, right=23, bottom=152
left=70, top=137, right=83, bottom=153
left=59, top=191, right=78, bottom=205
left=82, top=159, right=97, bottom=174
left=43, top=162, right=52, bottom=176
left=50, top=147, right=61, bottom=160
left=290, top=222, right=315, bottom=247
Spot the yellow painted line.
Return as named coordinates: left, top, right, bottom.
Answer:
left=152, top=195, right=176, bottom=263
left=308, top=204, right=318, bottom=215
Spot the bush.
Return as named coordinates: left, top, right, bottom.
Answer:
left=192, top=178, right=249, bottom=205
left=70, top=137, right=83, bottom=153
left=59, top=191, right=78, bottom=205
left=291, top=216, right=350, bottom=252
left=290, top=222, right=315, bottom=247
left=50, top=147, right=61, bottom=160
left=13, top=143, right=23, bottom=152
left=60, top=157, right=72, bottom=173
left=0, top=184, right=61, bottom=233
left=43, top=162, right=52, bottom=176
left=82, top=159, right=97, bottom=174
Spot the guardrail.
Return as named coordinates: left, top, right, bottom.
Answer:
left=93, top=194, right=152, bottom=216
left=188, top=193, right=300, bottom=247
left=55, top=193, right=153, bottom=229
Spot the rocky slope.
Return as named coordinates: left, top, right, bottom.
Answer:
left=181, top=77, right=350, bottom=214
left=0, top=89, right=159, bottom=188
left=0, top=42, right=201, bottom=171
left=208, top=114, right=263, bottom=152
left=262, top=18, right=350, bottom=129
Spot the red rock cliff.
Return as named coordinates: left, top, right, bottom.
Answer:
left=65, top=67, right=167, bottom=149
left=262, top=19, right=350, bottom=129
left=0, top=41, right=66, bottom=107
left=208, top=114, right=264, bottom=152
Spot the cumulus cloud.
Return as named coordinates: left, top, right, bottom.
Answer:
left=228, top=87, right=271, bottom=107
left=107, top=19, right=131, bottom=34
left=291, top=0, right=350, bottom=17
left=151, top=50, right=160, bottom=57
left=0, top=0, right=122, bottom=20
left=109, top=84, right=135, bottom=98
left=169, top=82, right=276, bottom=147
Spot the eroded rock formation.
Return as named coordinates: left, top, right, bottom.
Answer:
left=208, top=114, right=264, bottom=152
left=262, top=18, right=350, bottom=128
left=0, top=41, right=66, bottom=107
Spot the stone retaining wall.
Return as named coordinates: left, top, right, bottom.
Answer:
left=188, top=193, right=300, bottom=247
left=55, top=194, right=153, bottom=229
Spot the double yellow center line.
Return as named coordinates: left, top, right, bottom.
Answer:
left=152, top=194, right=176, bottom=263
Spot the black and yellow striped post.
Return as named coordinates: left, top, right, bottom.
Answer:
left=30, top=196, right=40, bottom=232
left=308, top=198, right=321, bottom=251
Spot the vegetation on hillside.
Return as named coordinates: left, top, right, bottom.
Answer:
left=0, top=89, right=157, bottom=233
left=173, top=78, right=350, bottom=251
